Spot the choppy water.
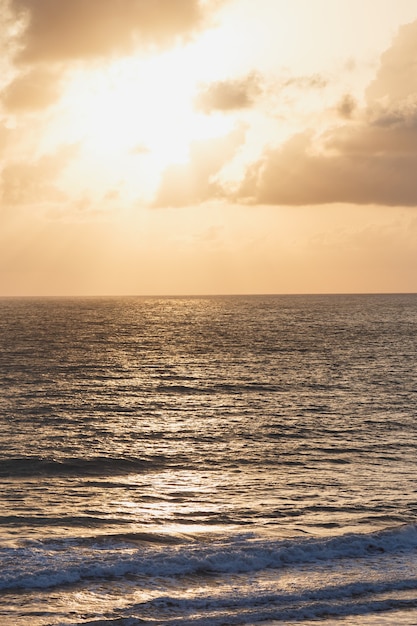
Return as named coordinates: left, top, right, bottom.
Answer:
left=1, top=294, right=417, bottom=625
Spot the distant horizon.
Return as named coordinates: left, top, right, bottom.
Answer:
left=2, top=291, right=417, bottom=299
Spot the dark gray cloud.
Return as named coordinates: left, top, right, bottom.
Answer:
left=10, top=0, right=209, bottom=63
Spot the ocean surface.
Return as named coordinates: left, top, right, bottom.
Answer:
left=1, top=294, right=417, bottom=625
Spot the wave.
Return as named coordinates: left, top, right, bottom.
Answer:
left=0, top=455, right=168, bottom=478
left=76, top=593, right=417, bottom=626
left=2, top=524, right=417, bottom=592
left=155, top=382, right=284, bottom=394
left=76, top=590, right=417, bottom=626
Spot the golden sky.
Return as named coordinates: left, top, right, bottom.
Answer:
left=1, top=0, right=417, bottom=295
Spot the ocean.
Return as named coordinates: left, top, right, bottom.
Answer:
left=1, top=293, right=417, bottom=625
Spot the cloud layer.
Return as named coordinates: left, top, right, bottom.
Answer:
left=2, top=2, right=417, bottom=214
left=234, top=18, right=417, bottom=207
left=2, top=0, right=213, bottom=112
left=2, top=66, right=61, bottom=110
left=11, top=0, right=207, bottom=62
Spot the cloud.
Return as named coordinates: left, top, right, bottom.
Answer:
left=366, top=19, right=417, bottom=104
left=194, top=71, right=326, bottom=114
left=2, top=66, right=62, bottom=110
left=195, top=73, right=262, bottom=113
left=367, top=98, right=417, bottom=129
left=238, top=129, right=417, bottom=206
left=10, top=0, right=210, bottom=63
left=153, top=125, right=245, bottom=207
left=336, top=94, right=357, bottom=119
left=281, top=74, right=328, bottom=90
left=236, top=19, right=417, bottom=207
left=2, top=0, right=218, bottom=110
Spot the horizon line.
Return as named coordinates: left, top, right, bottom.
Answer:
left=1, top=291, right=417, bottom=299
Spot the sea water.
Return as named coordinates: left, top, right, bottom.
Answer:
left=1, top=294, right=417, bottom=625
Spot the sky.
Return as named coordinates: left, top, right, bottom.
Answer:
left=1, top=0, right=417, bottom=296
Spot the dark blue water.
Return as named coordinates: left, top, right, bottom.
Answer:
left=1, top=294, right=417, bottom=625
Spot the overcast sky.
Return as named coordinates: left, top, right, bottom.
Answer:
left=1, top=0, right=417, bottom=295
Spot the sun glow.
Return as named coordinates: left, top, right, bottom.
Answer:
left=52, top=47, right=234, bottom=199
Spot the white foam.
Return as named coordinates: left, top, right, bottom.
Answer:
left=1, top=524, right=417, bottom=592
